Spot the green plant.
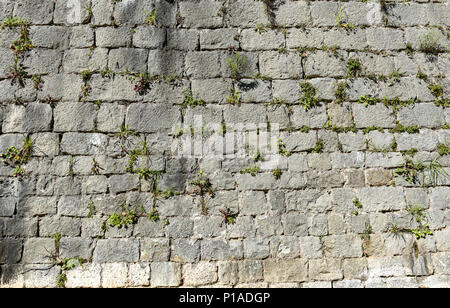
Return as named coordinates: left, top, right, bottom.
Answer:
left=418, top=30, right=445, bottom=54
left=443, top=122, right=450, bottom=129
left=239, top=165, right=260, bottom=176
left=362, top=126, right=384, bottom=134
left=106, top=203, right=139, bottom=229
left=299, top=82, right=320, bottom=110
left=402, top=148, right=418, bottom=157
left=100, top=66, right=115, bottom=79
left=219, top=207, right=238, bottom=227
left=145, top=10, right=160, bottom=27
left=87, top=201, right=96, bottom=218
left=226, top=53, right=246, bottom=79
left=182, top=89, right=205, bottom=108
left=56, top=273, right=67, bottom=288
left=272, top=168, right=282, bottom=180
left=31, top=74, right=43, bottom=90
left=0, top=136, right=33, bottom=176
left=1, top=16, right=33, bottom=87
left=335, top=5, right=355, bottom=30
left=226, top=86, right=241, bottom=105
left=253, top=150, right=263, bottom=162
left=416, top=70, right=428, bottom=81
left=335, top=82, right=348, bottom=103
left=437, top=143, right=449, bottom=155
left=393, top=159, right=424, bottom=184
left=115, top=124, right=138, bottom=155
left=434, top=97, right=450, bottom=107
left=428, top=83, right=443, bottom=98
left=353, top=198, right=363, bottom=209
left=405, top=43, right=414, bottom=56
left=191, top=171, right=215, bottom=215
left=255, top=23, right=267, bottom=35
left=389, top=122, right=419, bottom=134
left=310, top=139, right=324, bottom=154
left=299, top=126, right=311, bottom=133
left=125, top=71, right=160, bottom=95
left=358, top=95, right=379, bottom=106
left=278, top=138, right=291, bottom=157
left=347, top=58, right=362, bottom=78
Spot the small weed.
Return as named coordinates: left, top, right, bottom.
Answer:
left=418, top=30, right=445, bottom=54
left=335, top=5, right=355, bottom=30
left=394, top=159, right=424, bottom=184
left=106, top=203, right=139, bottom=229
left=310, top=139, right=324, bottom=154
left=191, top=171, right=215, bottom=215
left=100, top=66, right=115, bottom=79
left=389, top=122, right=419, bottom=134
left=226, top=86, right=241, bottom=105
left=416, top=70, right=428, bottom=81
left=299, top=126, right=311, bottom=133
left=91, top=158, right=102, bottom=175
left=428, top=83, right=443, bottom=98
left=31, top=74, right=43, bottom=90
left=437, top=143, right=449, bottom=156
left=402, top=148, right=418, bottom=157
left=182, top=89, right=205, bottom=108
left=239, top=165, right=260, bottom=176
left=299, top=82, right=320, bottom=110
left=335, top=82, right=348, bottom=103
left=56, top=273, right=67, bottom=288
left=219, top=207, right=238, bottom=227
left=255, top=23, right=267, bottom=35
left=272, top=168, right=282, bottom=180
left=226, top=53, right=246, bottom=79
left=0, top=136, right=32, bottom=176
left=405, top=43, right=414, bottom=56
left=86, top=201, right=96, bottom=218
left=443, top=122, right=450, bottom=129
left=145, top=10, right=160, bottom=27
left=358, top=95, right=379, bottom=106
left=353, top=198, right=363, bottom=209
left=347, top=58, right=362, bottom=78
left=278, top=138, right=291, bottom=157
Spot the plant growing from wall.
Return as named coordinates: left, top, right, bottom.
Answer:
left=347, top=58, right=362, bottom=78
left=299, top=82, right=320, bottom=110
left=278, top=138, right=291, bottom=157
left=227, top=53, right=247, bottom=79
left=0, top=136, right=33, bottom=177
left=219, top=207, right=238, bottom=227
left=1, top=16, right=33, bottom=87
left=226, top=86, right=241, bottom=105
left=418, top=30, right=445, bottom=54
left=191, top=171, right=215, bottom=215
left=239, top=165, right=260, bottom=176
left=182, top=89, right=205, bottom=108
left=115, top=124, right=138, bottom=155
left=334, top=82, right=348, bottom=103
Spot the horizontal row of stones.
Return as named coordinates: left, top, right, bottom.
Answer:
left=1, top=47, right=449, bottom=79
left=1, top=0, right=449, bottom=28
left=2, top=254, right=449, bottom=288
left=0, top=149, right=449, bottom=183
left=2, top=25, right=450, bottom=51
left=1, top=101, right=449, bottom=133
left=0, top=209, right=448, bottom=242
left=0, top=185, right=448, bottom=226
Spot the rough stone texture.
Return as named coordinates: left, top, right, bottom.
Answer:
left=0, top=0, right=448, bottom=289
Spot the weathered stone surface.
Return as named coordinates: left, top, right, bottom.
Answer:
left=93, top=239, right=139, bottom=263
left=1, top=0, right=448, bottom=288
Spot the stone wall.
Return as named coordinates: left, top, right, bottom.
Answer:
left=0, top=0, right=449, bottom=288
